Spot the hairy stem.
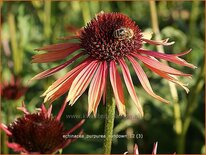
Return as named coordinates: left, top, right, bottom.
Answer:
left=103, top=82, right=115, bottom=154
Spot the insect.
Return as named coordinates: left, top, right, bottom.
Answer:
left=113, top=27, right=134, bottom=40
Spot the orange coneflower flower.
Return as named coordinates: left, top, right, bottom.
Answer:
left=0, top=102, right=84, bottom=154
left=32, top=12, right=196, bottom=117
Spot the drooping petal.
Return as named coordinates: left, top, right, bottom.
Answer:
left=32, top=45, right=80, bottom=63
left=43, top=68, right=82, bottom=103
left=118, top=59, right=143, bottom=116
left=43, top=58, right=91, bottom=95
left=35, top=43, right=80, bottom=52
left=138, top=49, right=197, bottom=69
left=42, top=59, right=92, bottom=103
left=133, top=53, right=191, bottom=77
left=102, top=66, right=108, bottom=106
left=109, top=61, right=126, bottom=116
left=30, top=53, right=84, bottom=80
left=66, top=60, right=99, bottom=105
left=128, top=56, right=170, bottom=104
left=142, top=38, right=175, bottom=46
left=144, top=63, right=189, bottom=93
left=94, top=61, right=108, bottom=114
left=88, top=61, right=108, bottom=116
left=0, top=123, right=12, bottom=136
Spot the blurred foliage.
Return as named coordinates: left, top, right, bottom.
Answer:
left=1, top=1, right=205, bottom=154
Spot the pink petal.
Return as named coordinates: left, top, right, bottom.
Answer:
left=88, top=61, right=108, bottom=116
left=35, top=43, right=80, bottom=52
left=138, top=49, right=196, bottom=69
left=119, top=59, right=144, bottom=117
left=109, top=61, right=126, bottom=116
left=128, top=56, right=170, bottom=104
left=102, top=64, right=109, bottom=106
left=66, top=60, right=99, bottom=105
left=42, top=59, right=91, bottom=103
left=144, top=63, right=189, bottom=93
left=0, top=123, right=12, bottom=136
left=43, top=69, right=82, bottom=103
left=102, top=85, right=107, bottom=106
left=152, top=142, right=158, bottom=155
left=95, top=62, right=108, bottom=113
left=43, top=58, right=91, bottom=93
left=56, top=99, right=68, bottom=121
left=134, top=144, right=139, bottom=155
left=32, top=45, right=80, bottom=63
left=47, top=105, right=52, bottom=118
left=133, top=53, right=191, bottom=76
left=41, top=104, right=47, bottom=115
left=7, top=142, right=28, bottom=153
left=142, top=38, right=175, bottom=46
left=30, top=53, right=84, bottom=81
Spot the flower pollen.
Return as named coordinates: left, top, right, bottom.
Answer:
left=80, top=12, right=142, bottom=61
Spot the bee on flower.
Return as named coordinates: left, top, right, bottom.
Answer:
left=31, top=12, right=196, bottom=117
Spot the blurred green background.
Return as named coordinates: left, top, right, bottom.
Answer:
left=1, top=0, right=205, bottom=154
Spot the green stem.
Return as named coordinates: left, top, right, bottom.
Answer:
left=179, top=63, right=205, bottom=153
left=103, top=82, right=115, bottom=154
left=80, top=1, right=91, bottom=25
left=1, top=101, right=12, bottom=154
left=2, top=132, right=9, bottom=154
left=44, top=0, right=51, bottom=40
left=189, top=0, right=200, bottom=37
left=8, top=9, right=22, bottom=75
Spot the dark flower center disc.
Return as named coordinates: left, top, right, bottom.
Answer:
left=80, top=12, right=143, bottom=61
left=8, top=113, right=66, bottom=153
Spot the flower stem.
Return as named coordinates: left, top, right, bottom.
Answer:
left=103, top=82, right=115, bottom=154
left=44, top=0, right=51, bottom=40
left=2, top=132, right=9, bottom=154
left=8, top=8, right=22, bottom=75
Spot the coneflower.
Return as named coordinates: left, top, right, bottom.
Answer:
left=0, top=102, right=84, bottom=154
left=32, top=12, right=196, bottom=117
left=0, top=76, right=27, bottom=100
